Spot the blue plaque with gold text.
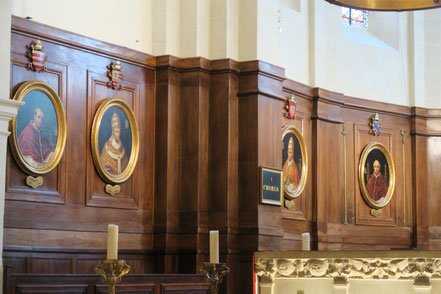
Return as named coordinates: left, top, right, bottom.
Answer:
left=260, top=166, right=283, bottom=206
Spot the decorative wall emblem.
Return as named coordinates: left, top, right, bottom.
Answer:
left=284, top=95, right=297, bottom=120
left=27, top=40, right=48, bottom=72
left=9, top=80, right=67, bottom=176
left=369, top=113, right=381, bottom=136
left=107, top=61, right=125, bottom=90
left=358, top=142, right=395, bottom=210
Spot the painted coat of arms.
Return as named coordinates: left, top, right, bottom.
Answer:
left=369, top=113, right=381, bottom=136
left=284, top=95, right=297, bottom=120
left=107, top=61, right=124, bottom=90
left=27, top=40, right=47, bottom=72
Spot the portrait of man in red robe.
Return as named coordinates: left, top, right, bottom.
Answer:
left=366, top=159, right=388, bottom=201
left=18, top=107, right=54, bottom=166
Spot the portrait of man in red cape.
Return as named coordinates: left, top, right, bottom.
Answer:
left=18, top=107, right=54, bottom=166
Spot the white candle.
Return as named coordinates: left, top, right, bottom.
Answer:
left=107, top=224, right=119, bottom=260
left=302, top=232, right=310, bottom=251
left=209, top=230, right=219, bottom=264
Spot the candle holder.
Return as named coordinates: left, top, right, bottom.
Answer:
left=200, top=262, right=230, bottom=294
left=95, top=259, right=130, bottom=294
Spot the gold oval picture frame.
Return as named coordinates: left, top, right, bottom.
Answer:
left=91, top=98, right=139, bottom=184
left=10, top=80, right=67, bottom=176
left=358, top=142, right=395, bottom=209
left=282, top=125, right=308, bottom=199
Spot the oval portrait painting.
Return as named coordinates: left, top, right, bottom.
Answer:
left=282, top=126, right=308, bottom=199
left=359, top=142, right=395, bottom=209
left=10, top=80, right=66, bottom=175
left=91, top=98, right=139, bottom=184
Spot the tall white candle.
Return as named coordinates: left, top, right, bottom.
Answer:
left=209, top=230, right=219, bottom=264
left=302, top=232, right=310, bottom=251
left=107, top=224, right=119, bottom=260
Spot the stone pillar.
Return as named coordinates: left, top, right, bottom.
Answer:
left=0, top=0, right=24, bottom=292
left=333, top=284, right=348, bottom=294
left=414, top=285, right=432, bottom=294
left=258, top=282, right=273, bottom=294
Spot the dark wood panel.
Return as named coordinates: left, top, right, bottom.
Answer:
left=6, top=14, right=441, bottom=294
left=6, top=16, right=154, bottom=253
left=4, top=268, right=208, bottom=294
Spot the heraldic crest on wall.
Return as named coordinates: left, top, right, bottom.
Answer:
left=284, top=95, right=297, bottom=120
left=9, top=80, right=67, bottom=184
left=107, top=61, right=125, bottom=90
left=281, top=125, right=308, bottom=201
left=358, top=142, right=395, bottom=210
left=369, top=113, right=381, bottom=136
left=91, top=98, right=139, bottom=188
left=27, top=40, right=48, bottom=72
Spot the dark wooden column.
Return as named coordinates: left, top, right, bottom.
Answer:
left=311, top=89, right=345, bottom=250
left=237, top=61, right=287, bottom=294
left=411, top=107, right=441, bottom=249
left=208, top=59, right=240, bottom=294
left=177, top=58, right=210, bottom=273
left=154, top=55, right=181, bottom=273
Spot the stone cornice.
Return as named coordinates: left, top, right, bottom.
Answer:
left=0, top=98, right=24, bottom=136
left=255, top=251, right=441, bottom=286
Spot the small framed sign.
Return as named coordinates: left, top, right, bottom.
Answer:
left=259, top=166, right=283, bottom=206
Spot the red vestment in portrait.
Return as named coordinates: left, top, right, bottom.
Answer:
left=283, top=160, right=299, bottom=189
left=366, top=173, right=388, bottom=201
left=18, top=121, right=53, bottom=164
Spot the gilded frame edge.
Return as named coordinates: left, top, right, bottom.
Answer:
left=91, top=98, right=139, bottom=184
left=281, top=125, right=308, bottom=199
left=259, top=166, right=283, bottom=206
left=9, top=80, right=67, bottom=176
left=358, top=141, right=396, bottom=209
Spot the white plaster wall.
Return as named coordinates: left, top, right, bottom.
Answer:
left=13, top=0, right=153, bottom=54
left=423, top=9, right=441, bottom=108
left=311, top=1, right=409, bottom=105
left=257, top=0, right=310, bottom=84
left=9, top=0, right=441, bottom=107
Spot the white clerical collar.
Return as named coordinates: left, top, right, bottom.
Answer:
left=374, top=172, right=381, bottom=179
left=287, top=159, right=293, bottom=166
left=111, top=137, right=121, bottom=149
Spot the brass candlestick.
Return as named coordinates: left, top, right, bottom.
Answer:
left=200, top=262, right=230, bottom=294
left=95, top=259, right=130, bottom=294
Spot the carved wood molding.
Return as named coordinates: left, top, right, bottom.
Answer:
left=255, top=256, right=441, bottom=286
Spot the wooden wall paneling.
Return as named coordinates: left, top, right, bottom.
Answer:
left=281, top=84, right=314, bottom=251
left=6, top=17, right=154, bottom=254
left=154, top=56, right=182, bottom=273
left=427, top=136, right=441, bottom=248
left=177, top=58, right=210, bottom=274
left=311, top=89, right=344, bottom=250
left=411, top=108, right=441, bottom=248
left=208, top=60, right=240, bottom=294
left=3, top=247, right=154, bottom=275
left=86, top=70, right=140, bottom=210
left=7, top=47, right=67, bottom=204
left=354, top=124, right=396, bottom=227
left=4, top=266, right=209, bottom=294
left=412, top=116, right=429, bottom=248
left=237, top=66, right=260, bottom=294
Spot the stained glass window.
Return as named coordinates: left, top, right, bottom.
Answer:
left=342, top=8, right=368, bottom=29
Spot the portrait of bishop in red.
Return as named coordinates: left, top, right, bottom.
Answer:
left=18, top=108, right=54, bottom=166
left=366, top=160, right=388, bottom=201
